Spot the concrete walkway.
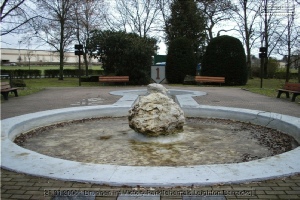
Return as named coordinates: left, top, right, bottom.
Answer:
left=1, top=85, right=300, bottom=200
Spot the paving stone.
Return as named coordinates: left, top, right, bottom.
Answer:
left=0, top=193, right=12, bottom=198
left=2, top=185, right=22, bottom=190
left=253, top=187, right=272, bottom=191
left=20, top=186, right=41, bottom=191
left=257, top=183, right=278, bottom=187
left=10, top=194, right=32, bottom=199
left=286, top=190, right=300, bottom=194
left=182, top=196, right=226, bottom=200
left=33, top=182, right=54, bottom=187
left=270, top=186, right=291, bottom=190
left=52, top=192, right=96, bottom=200
left=29, top=195, right=52, bottom=200
left=11, top=178, right=31, bottom=182
left=161, top=196, right=182, bottom=200
left=276, top=182, right=297, bottom=186
left=71, top=183, right=93, bottom=188
left=117, top=194, right=160, bottom=200
left=256, top=195, right=279, bottom=199
left=1, top=177, right=12, bottom=181
left=252, top=190, right=264, bottom=195
left=15, top=181, right=35, bottom=186
left=291, top=186, right=300, bottom=190
left=265, top=190, right=286, bottom=195
left=277, top=194, right=300, bottom=199
left=25, top=190, right=45, bottom=195
left=95, top=197, right=117, bottom=200
left=1, top=181, right=17, bottom=186
left=5, top=189, right=26, bottom=194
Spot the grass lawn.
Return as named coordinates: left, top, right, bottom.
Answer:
left=240, top=78, right=299, bottom=100
left=1, top=77, right=299, bottom=102
left=0, top=78, right=100, bottom=102
left=1, top=65, right=103, bottom=76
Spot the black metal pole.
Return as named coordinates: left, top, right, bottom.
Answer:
left=260, top=57, right=264, bottom=88
left=79, top=55, right=81, bottom=86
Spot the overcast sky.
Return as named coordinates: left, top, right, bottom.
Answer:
left=1, top=0, right=299, bottom=59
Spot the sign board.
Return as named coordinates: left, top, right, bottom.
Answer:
left=151, top=65, right=166, bottom=83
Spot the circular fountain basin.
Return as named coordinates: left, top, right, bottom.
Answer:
left=1, top=89, right=300, bottom=186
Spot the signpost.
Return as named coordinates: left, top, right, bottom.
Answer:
left=75, top=44, right=83, bottom=86
left=151, top=65, right=166, bottom=83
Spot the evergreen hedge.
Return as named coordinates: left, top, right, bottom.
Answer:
left=166, top=37, right=197, bottom=83
left=0, top=69, right=103, bottom=78
left=201, top=35, right=248, bottom=85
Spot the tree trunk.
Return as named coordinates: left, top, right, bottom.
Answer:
left=83, top=51, right=89, bottom=76
left=298, top=65, right=300, bottom=83
left=59, top=29, right=64, bottom=80
left=263, top=0, right=268, bottom=79
left=59, top=11, right=64, bottom=80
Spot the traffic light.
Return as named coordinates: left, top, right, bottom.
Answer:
left=259, top=47, right=267, bottom=58
left=75, top=44, right=83, bottom=55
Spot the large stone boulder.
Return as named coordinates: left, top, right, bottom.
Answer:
left=147, top=83, right=168, bottom=95
left=128, top=84, right=185, bottom=137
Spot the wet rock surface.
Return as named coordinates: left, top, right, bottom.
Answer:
left=14, top=117, right=298, bottom=166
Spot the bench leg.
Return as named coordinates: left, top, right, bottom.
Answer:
left=1, top=92, right=9, bottom=100
left=277, top=91, right=289, bottom=99
left=291, top=93, right=299, bottom=102
left=11, top=90, right=18, bottom=97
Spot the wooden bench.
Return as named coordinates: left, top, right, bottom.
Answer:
left=195, top=76, right=225, bottom=85
left=1, top=82, right=18, bottom=100
left=277, top=82, right=300, bottom=102
left=99, top=76, right=129, bottom=85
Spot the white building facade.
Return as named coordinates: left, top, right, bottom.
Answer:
left=1, top=48, right=98, bottom=64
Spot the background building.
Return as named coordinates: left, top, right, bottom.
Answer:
left=1, top=48, right=98, bottom=65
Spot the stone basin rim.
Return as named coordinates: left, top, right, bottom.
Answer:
left=1, top=89, right=300, bottom=187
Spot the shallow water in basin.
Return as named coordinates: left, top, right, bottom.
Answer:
left=15, top=117, right=298, bottom=166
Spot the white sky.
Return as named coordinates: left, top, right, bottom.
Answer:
left=1, top=0, right=298, bottom=59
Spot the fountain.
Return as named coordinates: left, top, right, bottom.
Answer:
left=1, top=84, right=300, bottom=186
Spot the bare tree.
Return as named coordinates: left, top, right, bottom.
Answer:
left=260, top=0, right=288, bottom=78
left=276, top=1, right=299, bottom=82
left=1, top=0, right=37, bottom=36
left=231, top=0, right=262, bottom=78
left=107, top=0, right=161, bottom=37
left=30, top=0, right=75, bottom=80
left=72, top=0, right=107, bottom=76
left=196, top=0, right=237, bottom=43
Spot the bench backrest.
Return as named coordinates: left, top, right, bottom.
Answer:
left=195, top=76, right=225, bottom=83
left=99, top=76, right=129, bottom=82
left=284, top=83, right=300, bottom=92
left=1, top=82, right=11, bottom=90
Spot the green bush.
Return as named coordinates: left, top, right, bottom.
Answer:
left=274, top=72, right=298, bottom=79
left=89, top=30, right=156, bottom=85
left=81, top=75, right=100, bottom=82
left=44, top=69, right=60, bottom=78
left=11, top=79, right=26, bottom=87
left=166, top=37, right=197, bottom=84
left=201, top=35, right=248, bottom=85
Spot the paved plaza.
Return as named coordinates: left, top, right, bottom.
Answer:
left=1, top=85, right=300, bottom=200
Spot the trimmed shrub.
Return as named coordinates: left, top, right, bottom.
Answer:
left=201, top=35, right=248, bottom=85
left=166, top=37, right=197, bottom=84
left=11, top=79, right=26, bottom=87
left=89, top=30, right=156, bottom=85
left=44, top=69, right=60, bottom=78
